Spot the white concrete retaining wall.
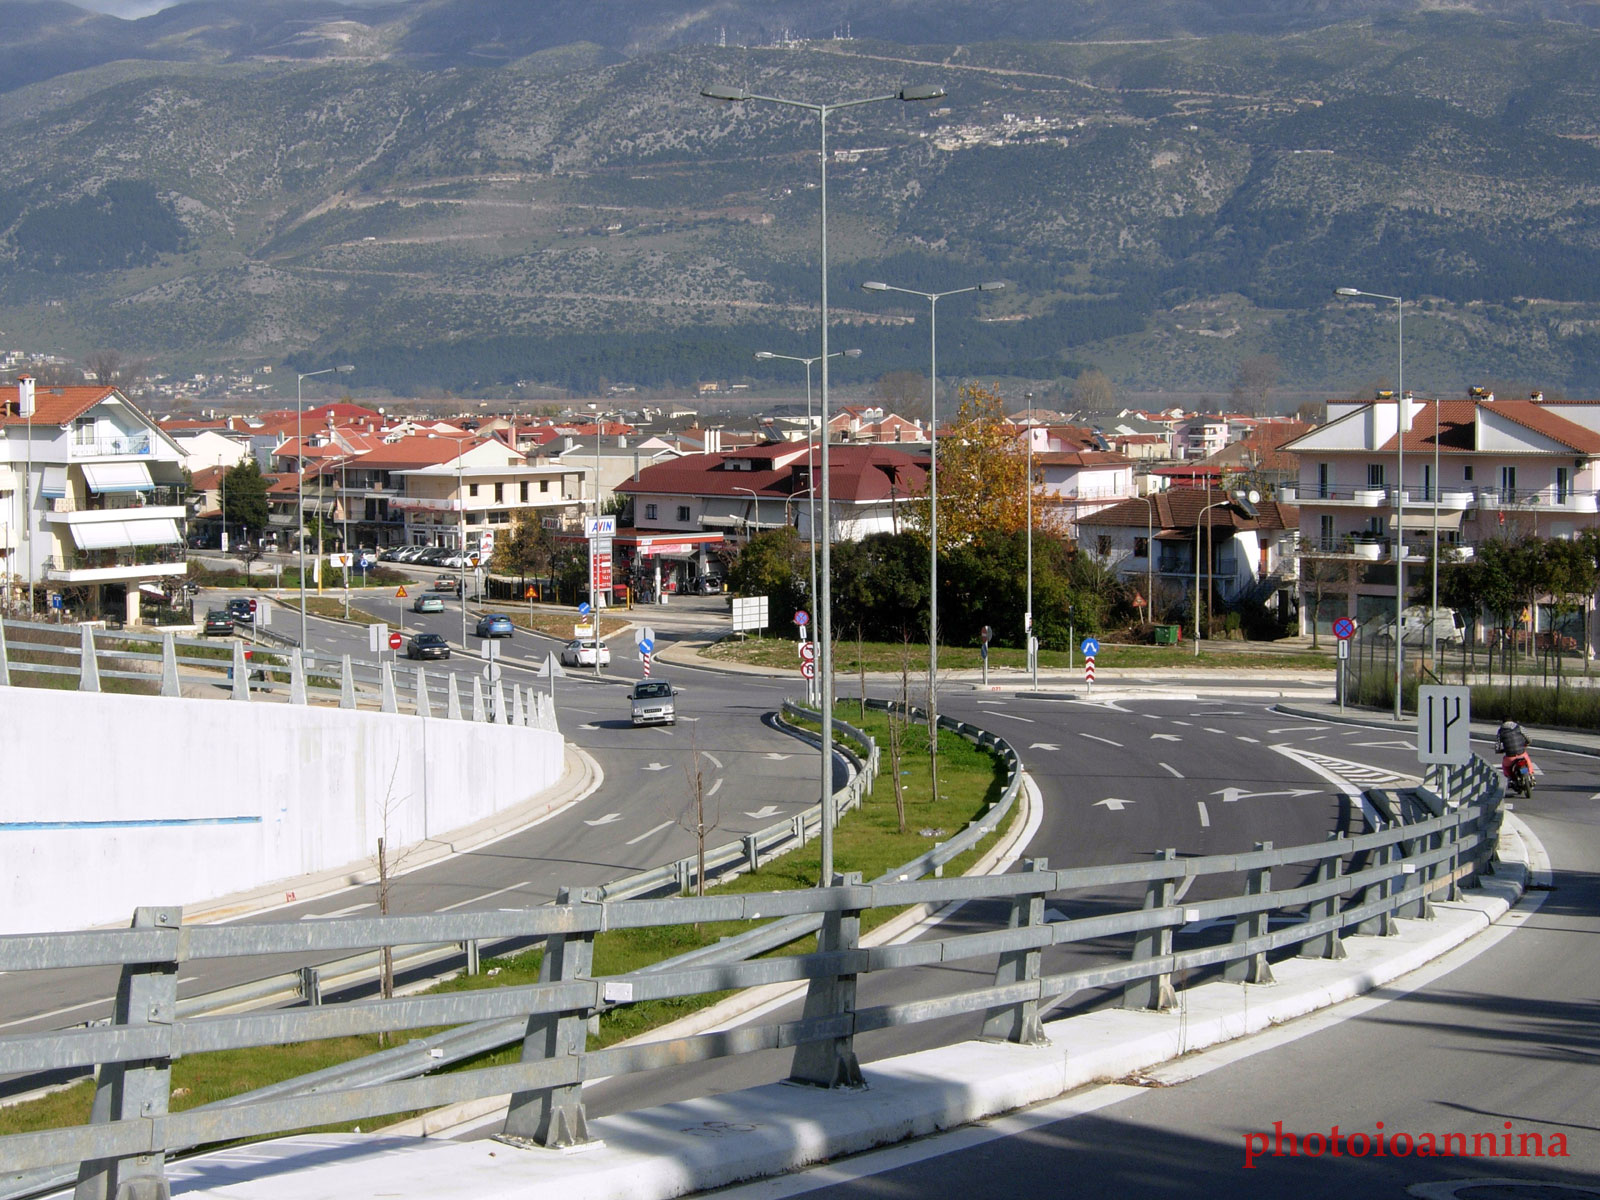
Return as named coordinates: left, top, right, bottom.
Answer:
left=0, top=688, right=564, bottom=935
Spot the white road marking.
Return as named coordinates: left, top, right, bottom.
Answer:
left=1196, top=801, right=1210, bottom=827
left=625, top=820, right=676, bottom=846
left=1267, top=725, right=1325, bottom=733
left=0, top=996, right=111, bottom=1030
left=707, top=779, right=724, bottom=797
left=1204, top=727, right=1227, bottom=733
left=1159, top=762, right=1184, bottom=778
left=1029, top=742, right=1061, bottom=751
left=1078, top=733, right=1123, bottom=747
left=1150, top=733, right=1181, bottom=742
left=583, top=813, right=622, bottom=827
left=299, top=902, right=373, bottom=921
left=744, top=806, right=782, bottom=820
left=703, top=753, right=723, bottom=769
left=992, top=712, right=1036, bottom=723
left=640, top=762, right=671, bottom=772
left=1236, top=735, right=1260, bottom=743
left=1094, top=797, right=1133, bottom=811
left=1172, top=720, right=1192, bottom=726
left=437, top=881, right=532, bottom=912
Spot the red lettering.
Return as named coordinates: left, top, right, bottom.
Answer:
left=1272, top=1121, right=1297, bottom=1157
left=1244, top=1133, right=1268, bottom=1169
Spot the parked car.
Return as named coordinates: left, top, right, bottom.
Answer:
left=203, top=609, right=235, bottom=636
left=1371, top=606, right=1464, bottom=646
left=412, top=594, right=445, bottom=614
left=630, top=679, right=677, bottom=726
left=475, top=613, right=514, bottom=639
left=406, top=632, right=451, bottom=660
left=560, top=639, right=611, bottom=667
left=377, top=547, right=403, bottom=562
left=225, top=597, right=254, bottom=624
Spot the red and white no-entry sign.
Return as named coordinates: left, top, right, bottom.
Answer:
left=388, top=632, right=402, bottom=650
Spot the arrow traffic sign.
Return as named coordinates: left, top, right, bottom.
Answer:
left=578, top=601, right=593, bottom=616
left=1093, top=797, right=1133, bottom=811
left=1212, top=787, right=1320, bottom=804
left=1081, top=636, right=1100, bottom=657
left=583, top=813, right=623, bottom=827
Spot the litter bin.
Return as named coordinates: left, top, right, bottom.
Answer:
left=1153, top=624, right=1181, bottom=645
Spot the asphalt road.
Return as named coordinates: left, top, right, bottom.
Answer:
left=664, top=725, right=1600, bottom=1199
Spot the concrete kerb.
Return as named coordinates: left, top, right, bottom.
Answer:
left=377, top=760, right=1044, bottom=1141
left=185, top=745, right=603, bottom=926
left=148, top=806, right=1536, bottom=1200
left=1271, top=699, right=1600, bottom=760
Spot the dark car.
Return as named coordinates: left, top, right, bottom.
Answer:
left=407, top=632, right=451, bottom=660
left=225, top=597, right=254, bottom=623
left=475, top=614, right=514, bottom=639
left=203, top=609, right=235, bottom=636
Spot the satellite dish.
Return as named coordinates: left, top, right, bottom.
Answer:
left=1247, top=489, right=1261, bottom=504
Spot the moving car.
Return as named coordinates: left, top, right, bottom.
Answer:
left=406, top=632, right=451, bottom=661
left=225, top=597, right=254, bottom=623
left=630, top=679, right=677, bottom=726
left=412, top=594, right=445, bottom=614
left=475, top=613, right=514, bottom=639
left=560, top=639, right=611, bottom=667
left=202, top=609, right=235, bottom=636
left=429, top=576, right=462, bottom=594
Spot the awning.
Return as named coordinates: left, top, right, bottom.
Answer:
left=82, top=462, right=154, bottom=494
left=69, top=518, right=183, bottom=550
left=41, top=466, right=68, bottom=499
left=1389, top=510, right=1463, bottom=532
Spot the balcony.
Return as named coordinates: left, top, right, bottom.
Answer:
left=1478, top=486, right=1599, bottom=513
left=44, top=547, right=188, bottom=584
left=69, top=432, right=155, bottom=458
left=1289, top=486, right=1390, bottom=507
left=46, top=502, right=187, bottom=527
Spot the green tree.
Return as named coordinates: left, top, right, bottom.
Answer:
left=222, top=459, right=270, bottom=542
left=832, top=533, right=929, bottom=642
left=494, top=512, right=557, bottom=587
left=727, top=527, right=808, bottom=632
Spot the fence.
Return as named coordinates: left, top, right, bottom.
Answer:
left=0, top=618, right=559, bottom=732
left=0, top=745, right=1503, bottom=1199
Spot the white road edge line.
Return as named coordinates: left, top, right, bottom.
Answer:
left=1159, top=762, right=1184, bottom=778
left=625, top=820, right=676, bottom=846
left=1196, top=800, right=1210, bottom=827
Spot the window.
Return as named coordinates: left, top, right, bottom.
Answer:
left=1499, top=466, right=1517, bottom=502
left=1317, top=463, right=1329, bottom=498
left=1422, top=463, right=1433, bottom=502
left=645, top=503, right=658, bottom=521
left=1366, top=464, right=1385, bottom=489
left=1095, top=535, right=1112, bottom=556
left=1134, top=536, right=1149, bottom=558
left=1463, top=465, right=1474, bottom=482
left=74, top=416, right=95, bottom=446
left=1556, top=467, right=1570, bottom=504
left=1319, top=515, right=1335, bottom=549
left=540, top=480, right=550, bottom=493
left=494, top=482, right=504, bottom=503
left=468, top=483, right=479, bottom=497
left=489, top=510, right=510, bottom=525
left=677, top=505, right=692, bottom=522
left=520, top=481, right=529, bottom=502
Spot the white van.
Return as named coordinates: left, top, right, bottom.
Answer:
left=1372, top=606, right=1465, bottom=646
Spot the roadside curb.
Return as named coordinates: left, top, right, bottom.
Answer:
left=185, top=745, right=604, bottom=926
left=1271, top=701, right=1600, bottom=759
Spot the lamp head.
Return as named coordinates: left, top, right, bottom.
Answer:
left=861, top=281, right=890, bottom=292
left=335, top=364, right=355, bottom=374
left=842, top=348, right=863, bottom=358
left=898, top=85, right=946, bottom=103
left=977, top=281, right=1006, bottom=292
left=754, top=351, right=775, bottom=360
left=1334, top=287, right=1361, bottom=297
left=701, top=85, right=749, bottom=102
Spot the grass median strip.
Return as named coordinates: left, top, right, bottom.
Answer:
left=0, top=706, right=1017, bottom=1143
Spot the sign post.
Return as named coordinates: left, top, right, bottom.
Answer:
left=635, top=625, right=656, bottom=678
left=1081, top=636, right=1099, bottom=693
left=980, top=624, right=992, bottom=687
left=1333, top=617, right=1357, bottom=712
left=1417, top=683, right=1471, bottom=805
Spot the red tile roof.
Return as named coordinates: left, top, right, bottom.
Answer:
left=1083, top=487, right=1298, bottom=534
left=0, top=384, right=115, bottom=426
left=617, top=444, right=927, bottom=504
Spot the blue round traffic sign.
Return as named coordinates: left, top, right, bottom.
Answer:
left=638, top=638, right=654, bottom=655
left=578, top=602, right=593, bottom=616
left=1080, top=637, right=1100, bottom=657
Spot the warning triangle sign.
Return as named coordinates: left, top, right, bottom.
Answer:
left=396, top=586, right=408, bottom=598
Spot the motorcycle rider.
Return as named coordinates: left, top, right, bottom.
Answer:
left=1496, top=717, right=1533, bottom=788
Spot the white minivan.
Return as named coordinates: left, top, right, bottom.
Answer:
left=1372, top=606, right=1465, bottom=646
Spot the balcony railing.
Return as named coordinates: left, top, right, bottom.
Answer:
left=69, top=433, right=154, bottom=457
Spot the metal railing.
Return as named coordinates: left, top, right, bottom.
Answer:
left=0, top=755, right=1504, bottom=1195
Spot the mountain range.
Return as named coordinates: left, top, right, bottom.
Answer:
left=2, top=0, right=1599, bottom=400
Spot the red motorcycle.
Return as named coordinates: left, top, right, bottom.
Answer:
left=1502, top=751, right=1536, bottom=799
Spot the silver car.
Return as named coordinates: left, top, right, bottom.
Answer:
left=630, top=679, right=677, bottom=726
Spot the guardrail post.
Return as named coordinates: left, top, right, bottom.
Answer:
left=743, top=834, right=759, bottom=874
left=229, top=640, right=249, bottom=701
left=1355, top=836, right=1398, bottom=937
left=464, top=939, right=480, bottom=976
left=501, top=886, right=596, bottom=1149
left=447, top=672, right=463, bottom=720
left=298, top=965, right=322, bottom=1006
left=1441, top=809, right=1465, bottom=902
left=78, top=624, right=102, bottom=693
left=74, top=906, right=180, bottom=1200
left=1298, top=833, right=1347, bottom=961
left=789, top=872, right=865, bottom=1090
left=1121, top=848, right=1178, bottom=1011
left=793, top=814, right=806, bottom=849
left=339, top=654, right=356, bottom=709
left=1224, top=841, right=1275, bottom=985
left=982, top=857, right=1049, bottom=1044
left=289, top=648, right=308, bottom=705
left=159, top=634, right=179, bottom=697
left=379, top=662, right=399, bottom=713
left=1396, top=825, right=1434, bottom=921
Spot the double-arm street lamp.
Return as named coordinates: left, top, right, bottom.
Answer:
left=1335, top=285, right=1407, bottom=720
left=754, top=347, right=862, bottom=619
left=704, top=81, right=945, bottom=887
left=296, top=365, right=354, bottom=651
left=860, top=279, right=1005, bottom=789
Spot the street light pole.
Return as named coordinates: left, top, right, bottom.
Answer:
left=706, top=81, right=945, bottom=887
left=1336, top=286, right=1406, bottom=719
left=295, top=364, right=354, bottom=651
left=1195, top=494, right=1232, bottom=657
left=754, top=347, right=861, bottom=620
left=861, top=278, right=1006, bottom=786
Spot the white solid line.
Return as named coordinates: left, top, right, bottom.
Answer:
left=992, top=712, right=1035, bottom=723
left=1159, top=762, right=1184, bottom=778
left=1204, top=727, right=1226, bottom=734
left=436, top=881, right=531, bottom=913
left=1237, top=736, right=1260, bottom=743
left=1196, top=801, right=1211, bottom=827
left=708, top=779, right=724, bottom=797
left=1268, top=725, right=1325, bottom=733
left=625, top=820, right=676, bottom=846
left=0, top=997, right=112, bottom=1030
left=299, top=902, right=374, bottom=921
left=1078, top=733, right=1123, bottom=746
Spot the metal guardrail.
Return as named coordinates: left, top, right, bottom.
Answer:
left=0, top=753, right=1504, bottom=1196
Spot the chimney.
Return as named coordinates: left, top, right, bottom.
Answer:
left=1529, top=390, right=1544, bottom=403
left=17, top=375, right=35, bottom=418
left=616, top=435, right=627, bottom=449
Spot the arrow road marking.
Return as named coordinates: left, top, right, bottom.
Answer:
left=745, top=805, right=782, bottom=819
left=1079, top=733, right=1123, bottom=747
left=1094, top=797, right=1134, bottom=811
left=641, top=762, right=671, bottom=772
left=707, top=779, right=723, bottom=797
left=626, top=820, right=675, bottom=846
left=763, top=752, right=793, bottom=761
left=1029, top=742, right=1061, bottom=751
left=1150, top=733, right=1182, bottom=742
left=584, top=812, right=622, bottom=827
left=1196, top=801, right=1210, bottom=827
left=1353, top=739, right=1416, bottom=749
left=1160, top=762, right=1184, bottom=778
left=1213, top=787, right=1320, bottom=804
left=703, top=752, right=723, bottom=769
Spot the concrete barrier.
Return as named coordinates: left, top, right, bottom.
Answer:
left=0, top=687, right=563, bottom=934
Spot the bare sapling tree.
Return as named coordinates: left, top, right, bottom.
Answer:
left=676, top=729, right=721, bottom=898
left=374, top=760, right=420, bottom=1034
left=885, top=631, right=912, bottom=833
